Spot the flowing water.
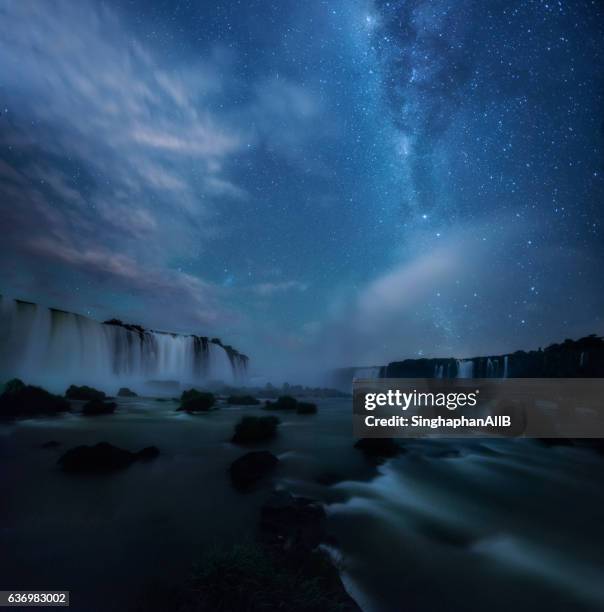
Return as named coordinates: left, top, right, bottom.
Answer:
left=1, top=398, right=602, bottom=611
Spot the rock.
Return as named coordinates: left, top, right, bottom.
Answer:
left=264, top=395, right=298, bottom=411
left=229, top=451, right=279, bottom=489
left=58, top=442, right=159, bottom=473
left=178, top=389, right=215, bottom=412
left=65, top=385, right=106, bottom=401
left=40, top=440, right=61, bottom=449
left=81, top=399, right=117, bottom=416
left=0, top=378, right=70, bottom=419
left=227, top=394, right=260, bottom=405
left=259, top=491, right=327, bottom=555
left=117, top=387, right=137, bottom=397
left=296, top=401, right=317, bottom=414
left=354, top=438, right=402, bottom=461
left=136, top=446, right=161, bottom=461
left=231, top=416, right=280, bottom=444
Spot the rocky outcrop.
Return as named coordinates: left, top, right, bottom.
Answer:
left=354, top=438, right=403, bottom=462
left=117, top=387, right=137, bottom=397
left=58, top=442, right=159, bottom=473
left=81, top=399, right=117, bottom=416
left=231, top=416, right=279, bottom=444
left=0, top=379, right=70, bottom=419
left=227, top=394, right=260, bottom=405
left=65, top=385, right=106, bottom=401
left=177, top=389, right=216, bottom=412
left=264, top=395, right=318, bottom=414
left=229, top=450, right=279, bottom=489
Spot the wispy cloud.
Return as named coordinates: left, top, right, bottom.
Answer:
left=252, top=281, right=309, bottom=296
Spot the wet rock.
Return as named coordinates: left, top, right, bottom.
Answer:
left=264, top=396, right=318, bottom=414
left=354, top=438, right=403, bottom=462
left=65, top=385, right=106, bottom=401
left=231, top=416, right=280, bottom=444
left=178, top=389, right=215, bottom=412
left=0, top=378, right=70, bottom=419
left=229, top=450, right=279, bottom=490
left=81, top=399, right=117, bottom=416
left=117, top=387, right=138, bottom=397
left=227, top=394, right=260, bottom=405
left=41, top=440, right=62, bottom=449
left=58, top=442, right=159, bottom=473
left=264, top=395, right=298, bottom=411
left=136, top=446, right=160, bottom=461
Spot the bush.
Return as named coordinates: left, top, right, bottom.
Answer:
left=176, top=542, right=351, bottom=612
left=231, top=416, right=279, bottom=444
left=65, top=385, right=106, bottom=401
left=227, top=395, right=260, bottom=406
left=179, top=389, right=216, bottom=412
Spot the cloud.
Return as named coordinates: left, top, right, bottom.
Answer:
left=301, top=215, right=604, bottom=373
left=252, top=281, right=309, bottom=296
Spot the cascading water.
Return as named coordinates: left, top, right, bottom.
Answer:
left=0, top=297, right=248, bottom=392
left=352, top=366, right=382, bottom=380
left=457, top=359, right=474, bottom=378
left=503, top=355, right=509, bottom=378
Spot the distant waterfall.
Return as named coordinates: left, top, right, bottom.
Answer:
left=0, top=297, right=248, bottom=392
left=433, top=364, right=444, bottom=378
left=503, top=355, right=509, bottom=378
left=352, top=366, right=382, bottom=380
left=457, top=359, right=474, bottom=378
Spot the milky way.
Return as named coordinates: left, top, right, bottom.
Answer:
left=0, top=0, right=602, bottom=379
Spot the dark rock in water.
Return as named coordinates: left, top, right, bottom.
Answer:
left=229, top=450, right=279, bottom=490
left=178, top=389, right=215, bottom=412
left=296, top=401, right=317, bottom=414
left=264, top=395, right=298, bottom=411
left=263, top=395, right=318, bottom=414
left=117, top=387, right=137, bottom=397
left=354, top=437, right=403, bottom=461
left=65, top=385, right=106, bottom=401
left=136, top=446, right=160, bottom=461
left=81, top=399, right=117, bottom=416
left=0, top=378, right=70, bottom=419
left=537, top=438, right=604, bottom=455
left=41, top=440, right=61, bottom=449
left=227, top=394, right=260, bottom=405
left=229, top=451, right=279, bottom=489
left=260, top=491, right=327, bottom=555
left=315, top=471, right=344, bottom=486
left=58, top=442, right=159, bottom=473
left=231, top=416, right=280, bottom=444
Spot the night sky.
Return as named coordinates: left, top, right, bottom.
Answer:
left=1, top=1, right=603, bottom=380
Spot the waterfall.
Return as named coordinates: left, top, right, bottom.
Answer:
left=0, top=297, right=247, bottom=392
left=486, top=358, right=494, bottom=377
left=503, top=355, right=509, bottom=378
left=433, top=364, right=444, bottom=378
left=352, top=366, right=382, bottom=380
left=457, top=359, right=474, bottom=378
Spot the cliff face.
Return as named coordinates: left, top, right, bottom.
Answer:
left=332, top=335, right=604, bottom=389
left=0, top=296, right=248, bottom=391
